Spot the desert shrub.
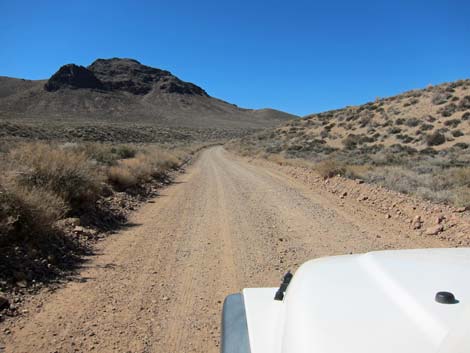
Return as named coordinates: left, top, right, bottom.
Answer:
left=10, top=144, right=103, bottom=211
left=360, top=166, right=421, bottom=194
left=420, top=147, right=438, bottom=155
left=462, top=112, right=470, bottom=121
left=448, top=168, right=470, bottom=187
left=395, top=118, right=405, bottom=125
left=387, top=144, right=417, bottom=155
left=404, top=118, right=421, bottom=127
left=107, top=150, right=182, bottom=190
left=439, top=103, right=457, bottom=117
left=324, top=123, right=335, bottom=130
left=359, top=115, right=372, bottom=127
left=444, top=119, right=461, bottom=128
left=107, top=165, right=138, bottom=190
left=388, top=126, right=402, bottom=134
left=266, top=145, right=283, bottom=153
left=113, top=145, right=137, bottom=159
left=120, top=155, right=154, bottom=182
left=387, top=107, right=401, bottom=115
left=451, top=129, right=464, bottom=137
left=396, top=134, right=413, bottom=143
left=77, top=143, right=119, bottom=166
left=148, top=150, right=181, bottom=173
left=372, top=132, right=381, bottom=140
left=342, top=134, right=374, bottom=149
left=421, top=123, right=434, bottom=131
left=315, top=160, right=346, bottom=179
left=426, top=131, right=446, bottom=146
left=415, top=187, right=453, bottom=205
left=404, top=98, right=419, bottom=106
left=431, top=91, right=452, bottom=105
left=342, top=164, right=372, bottom=179
left=445, top=85, right=455, bottom=92
left=0, top=181, right=66, bottom=244
left=364, top=103, right=378, bottom=111
left=458, top=96, right=470, bottom=110
left=423, top=115, right=436, bottom=122
left=353, top=163, right=470, bottom=205
left=454, top=142, right=469, bottom=149
left=452, top=187, right=470, bottom=207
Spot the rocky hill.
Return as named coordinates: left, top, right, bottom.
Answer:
left=239, top=79, right=470, bottom=157
left=0, top=58, right=297, bottom=130
left=231, top=79, right=470, bottom=208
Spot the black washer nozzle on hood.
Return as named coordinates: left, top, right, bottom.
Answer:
left=274, top=271, right=293, bottom=301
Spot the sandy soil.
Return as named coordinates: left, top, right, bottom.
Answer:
left=0, top=146, right=448, bottom=353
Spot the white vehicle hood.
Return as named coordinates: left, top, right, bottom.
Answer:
left=243, top=248, right=470, bottom=353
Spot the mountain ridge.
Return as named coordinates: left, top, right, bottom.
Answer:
left=0, top=58, right=297, bottom=129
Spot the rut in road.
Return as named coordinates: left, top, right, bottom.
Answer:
left=1, top=146, right=446, bottom=353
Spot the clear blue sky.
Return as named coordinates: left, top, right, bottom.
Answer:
left=1, top=0, right=469, bottom=116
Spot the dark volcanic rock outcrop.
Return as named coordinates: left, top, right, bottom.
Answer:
left=87, top=58, right=208, bottom=96
left=44, top=58, right=209, bottom=96
left=44, top=64, right=103, bottom=91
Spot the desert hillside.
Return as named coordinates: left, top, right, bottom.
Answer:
left=0, top=58, right=297, bottom=130
left=231, top=79, right=470, bottom=207
left=243, top=79, right=470, bottom=154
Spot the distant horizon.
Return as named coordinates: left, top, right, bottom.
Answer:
left=2, top=56, right=468, bottom=117
left=1, top=0, right=469, bottom=116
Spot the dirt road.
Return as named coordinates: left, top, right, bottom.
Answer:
left=1, top=146, right=447, bottom=353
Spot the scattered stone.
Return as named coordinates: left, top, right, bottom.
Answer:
left=16, top=280, right=27, bottom=288
left=385, top=214, right=391, bottom=219
left=412, top=215, right=422, bottom=229
left=73, top=226, right=85, bottom=233
left=425, top=225, right=444, bottom=236
left=436, top=215, right=446, bottom=224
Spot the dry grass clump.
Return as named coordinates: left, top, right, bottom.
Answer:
left=0, top=181, right=66, bottom=244
left=0, top=140, right=202, bottom=288
left=315, top=160, right=346, bottom=179
left=10, top=143, right=103, bottom=211
left=1, top=141, right=194, bottom=238
left=107, top=165, right=138, bottom=190
left=107, top=150, right=183, bottom=190
left=107, top=154, right=152, bottom=190
left=345, top=164, right=470, bottom=207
